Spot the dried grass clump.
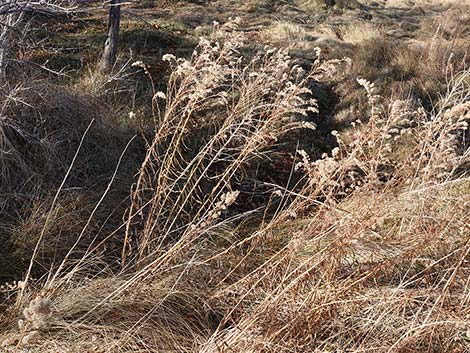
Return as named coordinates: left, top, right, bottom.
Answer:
left=198, top=178, right=470, bottom=353
left=296, top=70, right=469, bottom=205
left=264, top=21, right=308, bottom=44
left=0, top=83, right=126, bottom=194
left=432, top=5, right=470, bottom=40
left=124, top=21, right=322, bottom=264
left=337, top=7, right=470, bottom=116
left=340, top=21, right=384, bottom=44
left=0, top=78, right=138, bottom=278
left=0, top=189, right=126, bottom=284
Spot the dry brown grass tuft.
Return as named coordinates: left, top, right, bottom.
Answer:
left=0, top=80, right=137, bottom=286
left=203, top=173, right=470, bottom=351
left=0, top=83, right=130, bottom=193
left=334, top=5, right=470, bottom=121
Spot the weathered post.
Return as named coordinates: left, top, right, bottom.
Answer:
left=100, top=0, right=121, bottom=72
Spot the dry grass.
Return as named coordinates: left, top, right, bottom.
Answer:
left=0, top=83, right=131, bottom=191
left=1, top=2, right=470, bottom=353
left=264, top=21, right=308, bottom=44
left=334, top=4, right=470, bottom=124
left=0, top=79, right=139, bottom=286
left=340, top=22, right=384, bottom=44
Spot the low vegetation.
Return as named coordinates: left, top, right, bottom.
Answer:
left=0, top=0, right=469, bottom=352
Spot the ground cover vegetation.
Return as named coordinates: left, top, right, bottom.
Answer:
left=0, top=0, right=469, bottom=351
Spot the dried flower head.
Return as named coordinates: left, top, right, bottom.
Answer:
left=162, top=53, right=176, bottom=62
left=154, top=91, right=166, bottom=100
left=23, top=296, right=52, bottom=331
left=22, top=330, right=40, bottom=345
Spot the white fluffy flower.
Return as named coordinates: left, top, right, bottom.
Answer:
left=131, top=61, right=145, bottom=68
left=162, top=54, right=176, bottom=62
left=154, top=91, right=166, bottom=100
